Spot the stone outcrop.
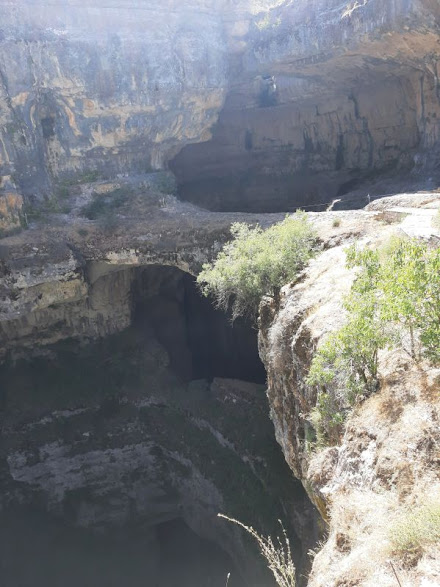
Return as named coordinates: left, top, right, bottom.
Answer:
left=0, top=257, right=318, bottom=585
left=259, top=194, right=440, bottom=585
left=1, top=1, right=440, bottom=584
left=0, top=186, right=286, bottom=357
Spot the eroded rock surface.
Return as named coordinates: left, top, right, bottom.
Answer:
left=0, top=267, right=316, bottom=586
left=259, top=194, right=440, bottom=586
left=173, top=0, right=440, bottom=211
left=0, top=0, right=229, bottom=198
left=1, top=0, right=440, bottom=213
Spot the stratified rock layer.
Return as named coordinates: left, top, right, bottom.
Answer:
left=1, top=0, right=440, bottom=211
left=0, top=0, right=228, bottom=197
left=173, top=0, right=440, bottom=210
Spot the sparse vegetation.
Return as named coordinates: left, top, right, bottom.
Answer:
left=56, top=185, right=70, bottom=200
left=389, top=501, right=440, bottom=565
left=218, top=514, right=296, bottom=587
left=433, top=208, right=440, bottom=230
left=25, top=193, right=72, bottom=222
left=255, top=13, right=281, bottom=30
left=332, top=217, right=341, bottom=228
left=155, top=172, right=177, bottom=195
left=81, top=187, right=131, bottom=220
left=307, top=237, right=440, bottom=445
left=197, top=212, right=318, bottom=322
left=60, top=170, right=101, bottom=187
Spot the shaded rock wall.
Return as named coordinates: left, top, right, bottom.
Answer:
left=0, top=266, right=317, bottom=584
left=172, top=0, right=440, bottom=211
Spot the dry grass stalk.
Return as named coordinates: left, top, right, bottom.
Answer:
left=218, top=513, right=296, bottom=587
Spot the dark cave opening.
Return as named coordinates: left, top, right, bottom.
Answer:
left=132, top=265, right=266, bottom=384
left=156, top=518, right=242, bottom=587
left=0, top=509, right=242, bottom=587
left=0, top=264, right=317, bottom=587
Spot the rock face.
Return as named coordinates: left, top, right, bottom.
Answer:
left=1, top=0, right=440, bottom=211
left=0, top=0, right=228, bottom=198
left=0, top=190, right=287, bottom=357
left=1, top=1, right=440, bottom=585
left=172, top=0, right=440, bottom=211
left=0, top=267, right=317, bottom=585
left=259, top=195, right=440, bottom=586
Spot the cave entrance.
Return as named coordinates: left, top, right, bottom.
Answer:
left=0, top=509, right=243, bottom=587
left=131, top=265, right=266, bottom=384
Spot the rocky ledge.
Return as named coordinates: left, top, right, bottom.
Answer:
left=259, top=192, right=440, bottom=586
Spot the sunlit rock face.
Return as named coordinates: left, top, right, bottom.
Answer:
left=172, top=0, right=440, bottom=211
left=258, top=197, right=440, bottom=586
left=0, top=0, right=228, bottom=198
left=1, top=0, right=440, bottom=211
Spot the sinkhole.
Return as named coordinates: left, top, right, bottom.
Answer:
left=0, top=264, right=317, bottom=587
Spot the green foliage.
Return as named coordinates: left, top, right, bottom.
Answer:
left=60, top=170, right=101, bottom=187
left=56, top=185, right=70, bottom=200
left=307, top=237, right=440, bottom=446
left=389, top=501, right=440, bottom=564
left=378, top=237, right=440, bottom=363
left=197, top=212, right=317, bottom=322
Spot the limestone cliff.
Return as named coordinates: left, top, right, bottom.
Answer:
left=0, top=0, right=228, bottom=200
left=1, top=0, right=440, bottom=215
left=1, top=1, right=440, bottom=585
left=259, top=193, right=440, bottom=586
left=173, top=0, right=440, bottom=211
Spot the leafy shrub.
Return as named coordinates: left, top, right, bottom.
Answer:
left=63, top=170, right=100, bottom=186
left=378, top=237, right=440, bottom=363
left=218, top=514, right=296, bottom=587
left=97, top=211, right=119, bottom=233
left=307, top=248, right=388, bottom=443
left=307, top=237, right=440, bottom=445
left=389, top=501, right=440, bottom=564
left=56, top=185, right=70, bottom=200
left=25, top=193, right=72, bottom=221
left=197, top=212, right=317, bottom=322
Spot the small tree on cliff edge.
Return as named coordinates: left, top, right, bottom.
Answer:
left=197, top=212, right=317, bottom=322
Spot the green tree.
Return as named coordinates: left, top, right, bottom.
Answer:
left=307, top=237, right=440, bottom=446
left=379, top=238, right=440, bottom=363
left=197, top=212, right=317, bottom=322
left=306, top=249, right=389, bottom=444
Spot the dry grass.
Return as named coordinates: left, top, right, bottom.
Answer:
left=389, top=501, right=440, bottom=565
left=309, top=483, right=440, bottom=586
left=218, top=514, right=296, bottom=587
